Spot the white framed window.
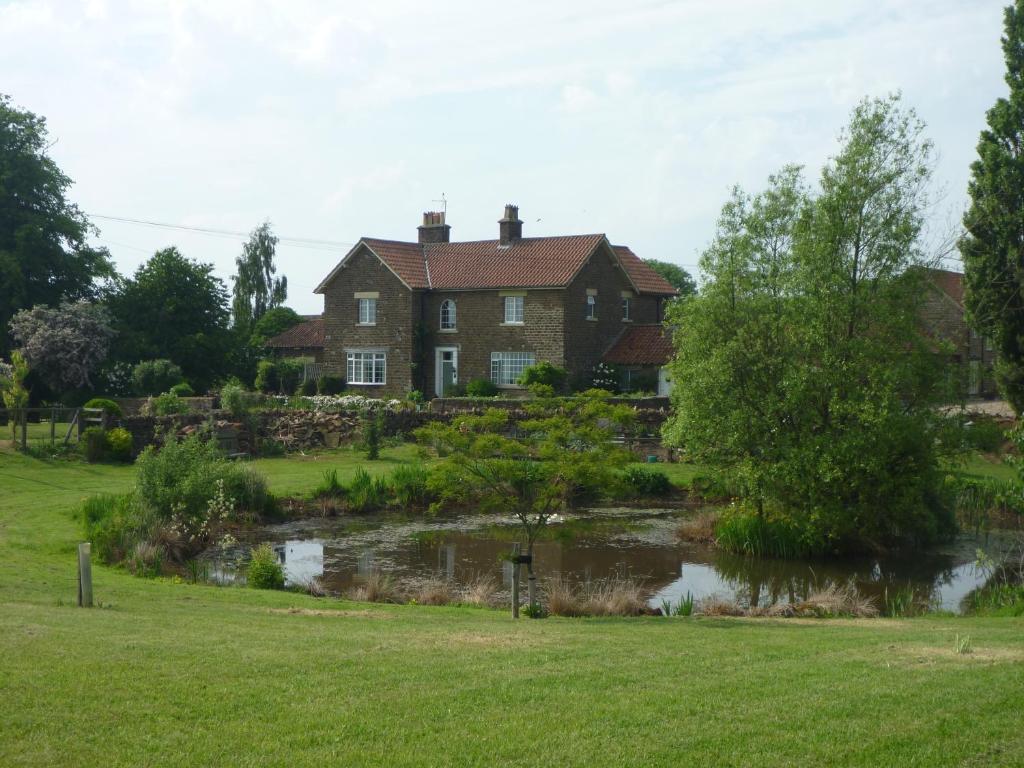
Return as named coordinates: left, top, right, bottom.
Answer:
left=440, top=299, right=456, bottom=330
left=503, top=295, right=524, bottom=324
left=622, top=297, right=632, bottom=321
left=346, top=351, right=386, bottom=385
left=357, top=298, right=377, bottom=325
left=586, top=294, right=597, bottom=320
left=490, top=351, right=535, bottom=386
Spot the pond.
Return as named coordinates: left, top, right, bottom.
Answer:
left=200, top=506, right=1002, bottom=614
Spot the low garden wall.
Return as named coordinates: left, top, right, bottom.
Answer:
left=115, top=397, right=216, bottom=416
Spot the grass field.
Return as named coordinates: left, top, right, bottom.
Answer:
left=2, top=446, right=1024, bottom=766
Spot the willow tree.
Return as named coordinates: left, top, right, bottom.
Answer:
left=960, top=1, right=1024, bottom=414
left=664, top=95, right=954, bottom=555
left=232, top=221, right=286, bottom=335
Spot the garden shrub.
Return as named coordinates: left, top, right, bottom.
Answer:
left=963, top=417, right=1007, bottom=453
left=465, top=378, right=498, bottom=397
left=391, top=465, right=431, bottom=509
left=589, top=362, right=619, bottom=392
left=527, top=383, right=555, bottom=398
left=82, top=493, right=149, bottom=564
left=82, top=427, right=106, bottom=463
left=519, top=361, right=568, bottom=391
left=254, top=360, right=278, bottom=393
left=220, top=382, right=251, bottom=418
left=132, top=359, right=184, bottom=396
left=622, top=466, right=672, bottom=497
left=83, top=397, right=123, bottom=418
left=406, top=389, right=425, bottom=405
left=318, top=375, right=346, bottom=395
left=105, top=427, right=134, bottom=462
left=247, top=543, right=285, bottom=589
left=298, top=378, right=318, bottom=396
left=169, top=381, right=195, bottom=397
left=348, top=467, right=390, bottom=512
left=361, top=413, right=383, bottom=460
left=149, top=392, right=189, bottom=416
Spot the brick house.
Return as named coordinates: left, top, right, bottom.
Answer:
left=920, top=268, right=997, bottom=397
left=310, top=205, right=678, bottom=397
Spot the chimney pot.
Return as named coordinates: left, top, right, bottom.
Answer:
left=418, top=210, right=450, bottom=244
left=499, top=203, right=522, bottom=245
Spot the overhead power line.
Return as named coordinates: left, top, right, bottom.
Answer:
left=88, top=213, right=354, bottom=251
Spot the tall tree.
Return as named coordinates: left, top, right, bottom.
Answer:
left=107, top=247, right=233, bottom=391
left=664, top=95, right=953, bottom=555
left=232, top=221, right=286, bottom=334
left=960, top=1, right=1024, bottom=414
left=9, top=301, right=114, bottom=393
left=0, top=95, right=115, bottom=354
left=643, top=259, right=697, bottom=296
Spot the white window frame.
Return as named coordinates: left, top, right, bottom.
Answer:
left=440, top=299, right=456, bottom=331
left=357, top=298, right=377, bottom=325
left=490, top=351, right=536, bottom=387
left=503, top=295, right=524, bottom=324
left=622, top=296, right=632, bottom=321
left=346, top=350, right=386, bottom=385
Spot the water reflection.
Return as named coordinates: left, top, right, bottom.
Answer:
left=201, top=508, right=996, bottom=613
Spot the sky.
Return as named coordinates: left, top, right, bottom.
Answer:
left=0, top=0, right=1012, bottom=314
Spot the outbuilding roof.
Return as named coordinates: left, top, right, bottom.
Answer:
left=264, top=316, right=325, bottom=349
left=602, top=324, right=675, bottom=366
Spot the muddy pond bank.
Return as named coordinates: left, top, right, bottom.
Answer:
left=199, top=505, right=1006, bottom=614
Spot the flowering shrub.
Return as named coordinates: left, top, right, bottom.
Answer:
left=272, top=394, right=403, bottom=413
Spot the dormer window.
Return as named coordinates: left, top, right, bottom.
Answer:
left=440, top=299, right=456, bottom=330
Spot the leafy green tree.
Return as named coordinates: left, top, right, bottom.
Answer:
left=643, top=259, right=696, bottom=296
left=0, top=350, right=29, bottom=439
left=0, top=95, right=115, bottom=354
left=249, top=306, right=303, bottom=346
left=664, top=95, right=954, bottom=555
left=9, top=301, right=114, bottom=393
left=415, top=393, right=635, bottom=606
left=960, top=1, right=1024, bottom=414
left=232, top=221, right=286, bottom=335
left=107, top=247, right=232, bottom=392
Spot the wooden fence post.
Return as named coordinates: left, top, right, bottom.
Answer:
left=77, top=543, right=93, bottom=608
left=511, top=542, right=521, bottom=619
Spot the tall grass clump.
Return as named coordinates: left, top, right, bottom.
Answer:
left=312, top=469, right=346, bottom=500
left=247, top=543, right=285, bottom=589
left=543, top=577, right=649, bottom=617
left=347, top=467, right=390, bottom=512
left=349, top=570, right=401, bottom=603
left=390, top=465, right=431, bottom=509
left=714, top=506, right=812, bottom=558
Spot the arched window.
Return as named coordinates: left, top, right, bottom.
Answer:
left=440, top=299, right=456, bottom=330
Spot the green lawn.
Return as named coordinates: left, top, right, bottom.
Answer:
left=2, top=447, right=1023, bottom=767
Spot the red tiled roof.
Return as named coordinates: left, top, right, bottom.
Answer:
left=265, top=317, right=325, bottom=349
left=612, top=246, right=679, bottom=295
left=318, top=234, right=680, bottom=294
left=363, top=238, right=431, bottom=288
left=927, top=268, right=964, bottom=307
left=603, top=324, right=674, bottom=366
left=425, top=235, right=605, bottom=289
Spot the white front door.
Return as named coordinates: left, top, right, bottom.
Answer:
left=435, top=347, right=458, bottom=397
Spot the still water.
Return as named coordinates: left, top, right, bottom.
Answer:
left=201, top=507, right=997, bottom=613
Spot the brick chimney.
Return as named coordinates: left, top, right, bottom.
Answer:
left=418, top=211, right=450, bottom=244
left=498, top=204, right=522, bottom=245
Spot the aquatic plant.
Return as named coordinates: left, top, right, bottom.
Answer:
left=676, top=510, right=719, bottom=543
left=347, top=467, right=390, bottom=513
left=312, top=469, right=346, bottom=499
left=390, top=465, right=431, bottom=509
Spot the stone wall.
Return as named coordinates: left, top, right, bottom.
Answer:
left=115, top=397, right=216, bottom=416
